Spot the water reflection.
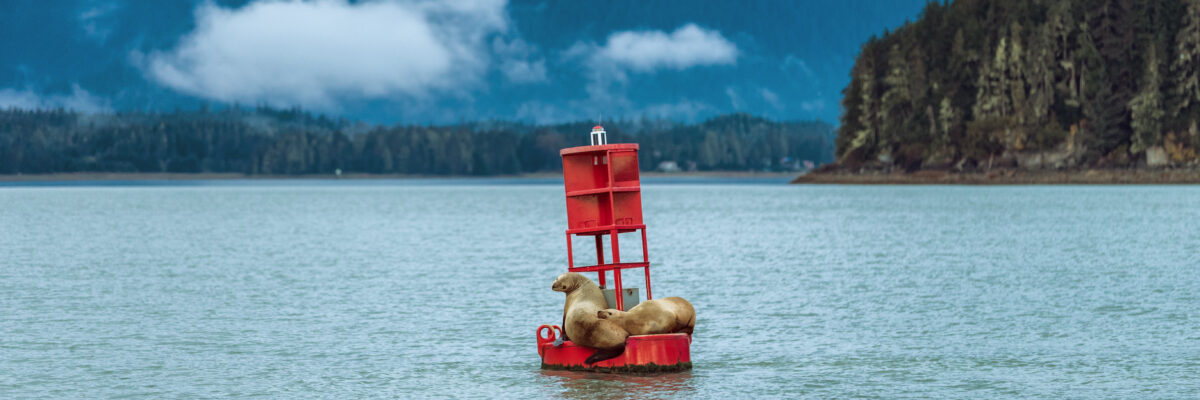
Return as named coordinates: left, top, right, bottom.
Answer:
left=539, top=370, right=696, bottom=399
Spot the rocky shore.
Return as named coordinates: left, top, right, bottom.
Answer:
left=791, top=168, right=1200, bottom=185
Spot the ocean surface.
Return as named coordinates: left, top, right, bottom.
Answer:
left=2, top=179, right=1198, bottom=398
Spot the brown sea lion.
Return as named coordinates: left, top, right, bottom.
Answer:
left=596, top=296, right=695, bottom=336
left=551, top=272, right=629, bottom=364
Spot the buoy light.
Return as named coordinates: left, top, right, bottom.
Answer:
left=590, top=125, right=607, bottom=146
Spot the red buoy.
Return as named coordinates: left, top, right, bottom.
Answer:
left=537, top=125, right=692, bottom=373
left=538, top=325, right=691, bottom=372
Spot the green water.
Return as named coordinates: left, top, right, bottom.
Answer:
left=2, top=181, right=1198, bottom=398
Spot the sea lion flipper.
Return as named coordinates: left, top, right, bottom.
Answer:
left=584, top=345, right=625, bottom=365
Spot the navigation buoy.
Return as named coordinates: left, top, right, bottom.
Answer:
left=536, top=124, right=692, bottom=373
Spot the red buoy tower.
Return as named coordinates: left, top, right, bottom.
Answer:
left=561, top=125, right=649, bottom=311
left=537, top=124, right=691, bottom=373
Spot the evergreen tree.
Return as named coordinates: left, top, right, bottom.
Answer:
left=0, top=109, right=834, bottom=175
left=827, top=0, right=1200, bottom=171
left=837, top=47, right=867, bottom=159
left=1131, top=44, right=1165, bottom=154
left=1086, top=0, right=1137, bottom=154
left=880, top=42, right=914, bottom=160
left=840, top=39, right=883, bottom=162
left=1172, top=0, right=1200, bottom=125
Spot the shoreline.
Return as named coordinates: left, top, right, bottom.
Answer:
left=9, top=170, right=1200, bottom=184
left=790, top=169, right=1200, bottom=185
left=0, top=171, right=799, bottom=183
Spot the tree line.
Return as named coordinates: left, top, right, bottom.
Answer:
left=836, top=0, right=1200, bottom=172
left=0, top=107, right=833, bottom=175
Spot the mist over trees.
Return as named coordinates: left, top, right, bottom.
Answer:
left=836, top=0, right=1200, bottom=172
left=0, top=107, right=833, bottom=175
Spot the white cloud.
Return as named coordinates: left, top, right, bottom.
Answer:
left=0, top=85, right=111, bottom=113
left=514, top=101, right=563, bottom=124
left=492, top=37, right=546, bottom=84
left=560, top=23, right=737, bottom=119
left=0, top=90, right=42, bottom=110
left=78, top=0, right=122, bottom=43
left=800, top=99, right=825, bottom=112
left=144, top=0, right=508, bottom=109
left=514, top=98, right=711, bottom=124
left=725, top=87, right=743, bottom=110
left=595, top=23, right=737, bottom=72
left=641, top=99, right=713, bottom=120
left=782, top=55, right=814, bottom=78
left=760, top=88, right=782, bottom=110
left=500, top=59, right=546, bottom=84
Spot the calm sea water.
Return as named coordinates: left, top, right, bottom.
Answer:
left=2, top=180, right=1198, bottom=398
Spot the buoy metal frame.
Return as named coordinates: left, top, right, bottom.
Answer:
left=560, top=141, right=650, bottom=311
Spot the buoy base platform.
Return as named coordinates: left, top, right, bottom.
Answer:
left=537, top=325, right=691, bottom=373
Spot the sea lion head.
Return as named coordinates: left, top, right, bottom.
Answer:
left=551, top=272, right=587, bottom=293
left=596, top=309, right=619, bottom=319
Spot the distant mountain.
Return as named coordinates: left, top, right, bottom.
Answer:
left=831, top=0, right=1200, bottom=173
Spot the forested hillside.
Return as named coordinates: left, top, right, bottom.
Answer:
left=835, top=0, right=1200, bottom=172
left=0, top=108, right=832, bottom=175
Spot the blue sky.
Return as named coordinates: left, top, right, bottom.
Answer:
left=0, top=0, right=929, bottom=124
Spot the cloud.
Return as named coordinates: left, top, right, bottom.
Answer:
left=492, top=37, right=546, bottom=84
left=514, top=101, right=563, bottom=124
left=641, top=99, right=713, bottom=120
left=760, top=88, right=782, bottom=110
left=559, top=23, right=737, bottom=120
left=500, top=59, right=546, bottom=84
left=0, top=85, right=111, bottom=113
left=144, top=0, right=508, bottom=109
left=782, top=55, right=814, bottom=79
left=725, top=87, right=743, bottom=110
left=78, top=0, right=122, bottom=43
left=594, top=23, right=737, bottom=72
left=514, top=97, right=711, bottom=124
left=800, top=99, right=825, bottom=112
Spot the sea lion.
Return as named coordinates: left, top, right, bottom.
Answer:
left=596, top=296, right=695, bottom=336
left=551, top=272, right=629, bottom=364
